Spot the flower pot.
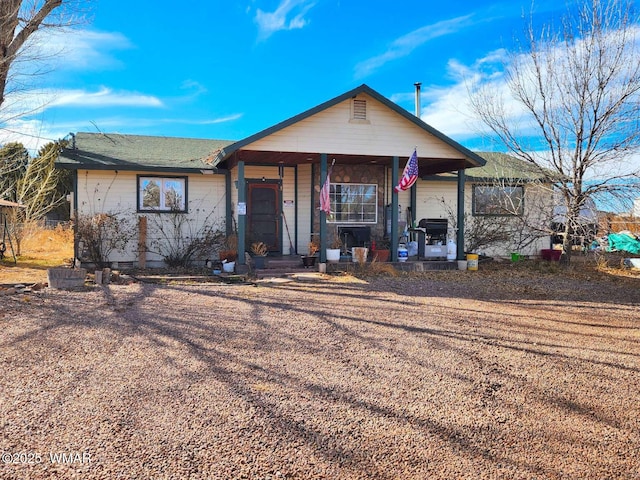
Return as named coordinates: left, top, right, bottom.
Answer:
left=541, top=249, right=562, bottom=261
left=301, top=255, right=317, bottom=268
left=253, top=255, right=267, bottom=269
left=372, top=249, right=390, bottom=262
left=326, top=248, right=341, bottom=263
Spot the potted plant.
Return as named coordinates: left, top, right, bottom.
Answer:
left=219, top=234, right=238, bottom=272
left=302, top=239, right=319, bottom=268
left=250, top=241, right=268, bottom=269
left=371, top=236, right=390, bottom=262
left=326, top=234, right=342, bottom=263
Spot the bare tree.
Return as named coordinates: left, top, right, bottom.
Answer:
left=470, top=0, right=640, bottom=262
left=0, top=1, right=79, bottom=112
left=441, top=152, right=553, bottom=256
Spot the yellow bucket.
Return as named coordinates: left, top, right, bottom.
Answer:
left=466, top=253, right=479, bottom=271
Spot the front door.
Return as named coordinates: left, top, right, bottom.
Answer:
left=247, top=182, right=280, bottom=252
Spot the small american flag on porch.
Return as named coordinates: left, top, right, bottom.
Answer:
left=319, top=163, right=333, bottom=215
left=394, top=148, right=418, bottom=192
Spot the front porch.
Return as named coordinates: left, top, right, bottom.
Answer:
left=211, top=85, right=486, bottom=268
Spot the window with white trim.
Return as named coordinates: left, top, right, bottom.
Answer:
left=138, top=176, right=187, bottom=212
left=328, top=183, right=377, bottom=223
left=473, top=185, right=524, bottom=216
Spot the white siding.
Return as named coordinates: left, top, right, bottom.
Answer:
left=76, top=170, right=227, bottom=266
left=415, top=180, right=456, bottom=222
left=244, top=93, right=466, bottom=161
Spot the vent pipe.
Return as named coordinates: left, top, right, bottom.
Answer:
left=414, top=82, right=422, bottom=118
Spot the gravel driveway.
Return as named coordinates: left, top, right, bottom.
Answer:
left=1, top=270, right=639, bottom=479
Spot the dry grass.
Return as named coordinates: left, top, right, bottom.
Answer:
left=0, top=224, right=73, bottom=284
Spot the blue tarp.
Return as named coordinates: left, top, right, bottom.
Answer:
left=607, top=233, right=640, bottom=254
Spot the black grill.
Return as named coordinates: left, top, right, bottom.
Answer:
left=417, top=218, right=448, bottom=244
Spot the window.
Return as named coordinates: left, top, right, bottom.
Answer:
left=328, top=183, right=377, bottom=223
left=473, top=185, right=524, bottom=216
left=138, top=176, right=187, bottom=212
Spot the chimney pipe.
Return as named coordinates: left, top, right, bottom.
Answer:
left=414, top=82, right=422, bottom=118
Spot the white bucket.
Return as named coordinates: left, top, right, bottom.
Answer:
left=457, top=260, right=467, bottom=271
left=222, top=261, right=235, bottom=273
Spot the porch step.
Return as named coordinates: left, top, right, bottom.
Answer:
left=263, top=257, right=303, bottom=269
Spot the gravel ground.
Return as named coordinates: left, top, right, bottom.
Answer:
left=1, top=269, right=639, bottom=479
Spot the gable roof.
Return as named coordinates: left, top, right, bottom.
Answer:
left=467, top=152, right=549, bottom=181
left=211, top=84, right=486, bottom=169
left=57, top=133, right=233, bottom=172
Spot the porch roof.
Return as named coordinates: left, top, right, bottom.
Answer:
left=211, top=84, right=486, bottom=175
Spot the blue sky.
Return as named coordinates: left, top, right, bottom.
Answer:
left=1, top=0, right=577, bottom=152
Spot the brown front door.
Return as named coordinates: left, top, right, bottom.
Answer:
left=247, top=182, right=280, bottom=252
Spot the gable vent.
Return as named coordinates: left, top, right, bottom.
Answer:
left=353, top=99, right=367, bottom=120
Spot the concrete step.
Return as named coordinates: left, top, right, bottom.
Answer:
left=263, top=257, right=303, bottom=269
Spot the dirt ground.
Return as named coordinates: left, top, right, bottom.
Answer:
left=1, top=265, right=639, bottom=479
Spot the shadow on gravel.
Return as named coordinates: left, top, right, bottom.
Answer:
left=4, top=279, right=638, bottom=479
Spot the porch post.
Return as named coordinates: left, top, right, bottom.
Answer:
left=391, top=156, right=399, bottom=261
left=237, top=160, right=246, bottom=265
left=319, top=153, right=327, bottom=263
left=456, top=169, right=465, bottom=260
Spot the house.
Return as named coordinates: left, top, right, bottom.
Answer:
left=57, top=84, right=551, bottom=268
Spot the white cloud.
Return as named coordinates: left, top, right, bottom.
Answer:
left=44, top=28, right=132, bottom=71
left=254, top=0, right=316, bottom=40
left=0, top=118, right=70, bottom=152
left=354, top=14, right=477, bottom=79
left=48, top=87, right=163, bottom=108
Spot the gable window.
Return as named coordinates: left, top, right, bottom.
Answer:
left=473, top=185, right=524, bottom=216
left=328, top=183, right=377, bottom=223
left=138, top=176, right=187, bottom=212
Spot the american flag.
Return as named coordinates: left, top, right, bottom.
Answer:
left=394, top=149, right=418, bottom=192
left=319, top=164, right=333, bottom=214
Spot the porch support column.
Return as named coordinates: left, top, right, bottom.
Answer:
left=456, top=169, right=465, bottom=260
left=237, top=160, right=246, bottom=265
left=319, top=153, right=327, bottom=263
left=391, top=156, right=399, bottom=261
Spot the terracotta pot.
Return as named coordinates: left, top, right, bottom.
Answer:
left=372, top=249, right=390, bottom=262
